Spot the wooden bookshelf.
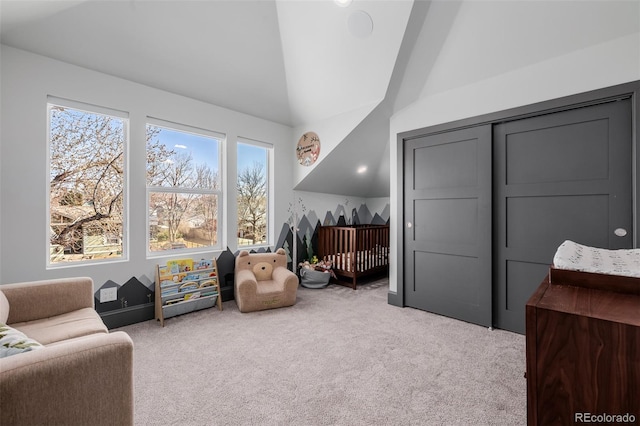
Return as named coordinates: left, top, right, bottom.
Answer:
left=155, top=257, right=222, bottom=327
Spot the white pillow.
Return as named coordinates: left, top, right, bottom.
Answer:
left=0, top=290, right=8, bottom=324
left=0, top=323, right=43, bottom=358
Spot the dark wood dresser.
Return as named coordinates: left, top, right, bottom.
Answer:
left=525, top=268, right=640, bottom=425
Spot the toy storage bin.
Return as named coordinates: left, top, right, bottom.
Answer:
left=299, top=268, right=331, bottom=289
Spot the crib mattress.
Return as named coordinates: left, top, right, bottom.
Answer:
left=325, top=248, right=388, bottom=272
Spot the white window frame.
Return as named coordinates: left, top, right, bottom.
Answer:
left=146, top=117, right=225, bottom=258
left=236, top=137, right=274, bottom=249
left=46, top=96, right=129, bottom=268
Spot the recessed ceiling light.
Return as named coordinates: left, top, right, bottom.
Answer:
left=335, top=0, right=352, bottom=7
left=357, top=165, right=367, bottom=174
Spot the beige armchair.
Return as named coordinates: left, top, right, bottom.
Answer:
left=0, top=277, right=134, bottom=426
left=234, top=249, right=299, bottom=313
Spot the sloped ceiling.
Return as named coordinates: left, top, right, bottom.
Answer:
left=0, top=0, right=414, bottom=128
left=0, top=0, right=292, bottom=125
left=5, top=1, right=632, bottom=199
left=293, top=0, right=432, bottom=197
left=0, top=0, right=414, bottom=197
left=276, top=0, right=412, bottom=126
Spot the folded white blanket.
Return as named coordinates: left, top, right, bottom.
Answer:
left=553, top=240, right=640, bottom=278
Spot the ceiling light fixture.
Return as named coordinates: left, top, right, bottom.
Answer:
left=335, top=0, right=352, bottom=7
left=357, top=165, right=367, bottom=174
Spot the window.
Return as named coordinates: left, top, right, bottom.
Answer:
left=48, top=100, right=127, bottom=265
left=146, top=119, right=223, bottom=254
left=237, top=139, right=271, bottom=247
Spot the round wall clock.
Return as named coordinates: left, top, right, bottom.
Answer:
left=296, top=131, right=321, bottom=166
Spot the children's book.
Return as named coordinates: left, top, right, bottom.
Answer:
left=167, top=258, right=194, bottom=274
left=195, top=259, right=213, bottom=270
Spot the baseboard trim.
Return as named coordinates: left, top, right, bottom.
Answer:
left=100, top=302, right=155, bottom=329
left=387, top=290, right=402, bottom=307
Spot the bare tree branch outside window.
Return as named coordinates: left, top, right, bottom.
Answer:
left=236, top=143, right=269, bottom=246
left=146, top=124, right=220, bottom=252
left=49, top=105, right=126, bottom=263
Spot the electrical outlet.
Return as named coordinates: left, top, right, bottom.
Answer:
left=100, top=287, right=118, bottom=303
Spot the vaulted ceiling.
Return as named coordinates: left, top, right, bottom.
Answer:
left=4, top=1, right=635, bottom=198
left=1, top=0, right=415, bottom=197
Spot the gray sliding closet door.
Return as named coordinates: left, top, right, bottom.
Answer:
left=493, top=99, right=633, bottom=334
left=404, top=125, right=492, bottom=327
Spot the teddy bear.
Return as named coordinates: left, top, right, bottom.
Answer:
left=234, top=248, right=299, bottom=313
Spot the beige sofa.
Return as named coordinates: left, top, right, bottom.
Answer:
left=0, top=277, right=134, bottom=426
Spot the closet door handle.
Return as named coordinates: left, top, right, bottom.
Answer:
left=614, top=228, right=627, bottom=237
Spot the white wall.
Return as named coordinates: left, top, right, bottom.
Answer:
left=388, top=1, right=640, bottom=294
left=292, top=190, right=367, bottom=225
left=292, top=101, right=379, bottom=187
left=0, top=45, right=293, bottom=287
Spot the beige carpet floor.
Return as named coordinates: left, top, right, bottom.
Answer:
left=118, top=277, right=526, bottom=425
